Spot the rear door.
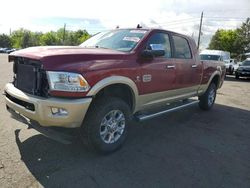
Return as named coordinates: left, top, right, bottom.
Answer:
left=171, top=35, right=202, bottom=93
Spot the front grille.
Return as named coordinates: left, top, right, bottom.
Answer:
left=13, top=57, right=49, bottom=97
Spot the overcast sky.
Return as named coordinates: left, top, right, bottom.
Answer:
left=0, top=0, right=249, bottom=48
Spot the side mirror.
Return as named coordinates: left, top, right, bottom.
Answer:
left=141, top=44, right=165, bottom=58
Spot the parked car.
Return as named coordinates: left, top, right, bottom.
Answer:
left=233, top=61, right=242, bottom=72
left=5, top=28, right=225, bottom=153
left=5, top=48, right=16, bottom=54
left=225, top=59, right=237, bottom=75
left=0, top=48, right=8, bottom=53
left=235, top=58, right=250, bottom=79
left=0, top=48, right=16, bottom=54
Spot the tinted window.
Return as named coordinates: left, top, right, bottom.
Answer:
left=146, top=33, right=172, bottom=58
left=242, top=60, right=250, bottom=66
left=200, top=55, right=221, bottom=61
left=173, top=36, right=192, bottom=59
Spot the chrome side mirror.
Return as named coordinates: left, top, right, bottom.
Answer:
left=141, top=44, right=165, bottom=58
left=149, top=44, right=165, bottom=57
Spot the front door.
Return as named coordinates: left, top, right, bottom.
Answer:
left=139, top=32, right=176, bottom=95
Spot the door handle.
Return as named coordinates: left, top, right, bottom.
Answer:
left=166, top=65, right=175, bottom=69
left=191, top=64, right=198, bottom=68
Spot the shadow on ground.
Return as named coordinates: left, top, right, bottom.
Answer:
left=15, top=104, right=250, bottom=188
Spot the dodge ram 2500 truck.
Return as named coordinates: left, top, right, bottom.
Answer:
left=5, top=28, right=225, bottom=153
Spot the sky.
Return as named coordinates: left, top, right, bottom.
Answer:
left=0, top=0, right=249, bottom=48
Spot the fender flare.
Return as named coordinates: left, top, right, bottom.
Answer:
left=208, top=70, right=221, bottom=88
left=199, top=70, right=221, bottom=95
left=86, top=76, right=139, bottom=112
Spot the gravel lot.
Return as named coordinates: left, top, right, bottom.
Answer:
left=0, top=54, right=250, bottom=188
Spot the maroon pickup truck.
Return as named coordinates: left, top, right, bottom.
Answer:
left=5, top=28, right=225, bottom=153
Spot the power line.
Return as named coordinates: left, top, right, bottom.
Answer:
left=152, top=18, right=199, bottom=25
left=205, top=16, right=246, bottom=19
left=161, top=20, right=199, bottom=26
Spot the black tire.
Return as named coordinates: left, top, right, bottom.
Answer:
left=235, top=73, right=239, bottom=79
left=80, top=97, right=131, bottom=154
left=199, top=83, right=217, bottom=111
left=230, top=68, right=234, bottom=75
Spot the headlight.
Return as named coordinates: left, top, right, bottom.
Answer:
left=47, top=71, right=90, bottom=92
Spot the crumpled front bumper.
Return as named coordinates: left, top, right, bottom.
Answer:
left=5, top=83, right=92, bottom=128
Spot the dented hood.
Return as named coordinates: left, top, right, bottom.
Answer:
left=10, top=46, right=127, bottom=60
left=9, top=46, right=133, bottom=72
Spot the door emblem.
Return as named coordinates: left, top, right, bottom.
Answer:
left=143, top=74, right=152, bottom=82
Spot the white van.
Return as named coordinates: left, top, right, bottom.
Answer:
left=200, top=50, right=233, bottom=74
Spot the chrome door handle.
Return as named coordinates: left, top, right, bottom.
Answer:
left=191, top=64, right=197, bottom=68
left=166, top=65, right=175, bottom=69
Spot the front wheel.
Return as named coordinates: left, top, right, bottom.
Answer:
left=80, top=97, right=131, bottom=154
left=199, top=83, right=217, bottom=110
left=230, top=68, right=234, bottom=75
left=235, top=73, right=239, bottom=79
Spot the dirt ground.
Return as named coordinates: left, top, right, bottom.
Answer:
left=0, top=54, right=250, bottom=188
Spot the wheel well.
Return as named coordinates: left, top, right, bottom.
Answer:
left=94, top=84, right=134, bottom=111
left=211, top=75, right=220, bottom=88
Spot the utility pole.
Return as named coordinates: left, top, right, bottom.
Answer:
left=197, top=11, right=203, bottom=50
left=62, top=23, right=66, bottom=44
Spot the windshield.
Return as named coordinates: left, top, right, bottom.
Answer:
left=80, top=29, right=148, bottom=52
left=200, top=54, right=221, bottom=61
left=242, top=60, right=250, bottom=66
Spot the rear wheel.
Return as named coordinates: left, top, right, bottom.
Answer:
left=80, top=97, right=131, bottom=154
left=199, top=83, right=217, bottom=110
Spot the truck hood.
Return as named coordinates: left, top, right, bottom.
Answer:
left=10, top=46, right=127, bottom=60
left=10, top=46, right=134, bottom=72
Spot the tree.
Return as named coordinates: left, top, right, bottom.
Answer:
left=238, top=18, right=250, bottom=53
left=0, top=34, right=12, bottom=48
left=30, top=32, right=43, bottom=47
left=11, top=29, right=24, bottom=48
left=208, top=29, right=239, bottom=56
left=39, top=32, right=59, bottom=45
left=78, top=30, right=91, bottom=44
left=11, top=29, right=36, bottom=48
left=4, top=27, right=91, bottom=48
left=55, top=28, right=90, bottom=45
left=64, top=29, right=90, bottom=45
left=21, top=31, right=32, bottom=48
left=208, top=18, right=250, bottom=58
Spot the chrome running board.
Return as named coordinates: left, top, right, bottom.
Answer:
left=135, top=99, right=199, bottom=122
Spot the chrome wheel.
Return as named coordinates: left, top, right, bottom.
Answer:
left=100, top=110, right=125, bottom=144
left=208, top=88, right=216, bottom=106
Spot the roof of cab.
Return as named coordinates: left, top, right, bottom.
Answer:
left=115, top=27, right=194, bottom=41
